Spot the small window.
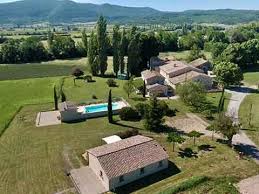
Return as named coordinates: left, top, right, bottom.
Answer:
left=158, top=161, right=163, bottom=168
left=119, top=175, right=124, bottom=182
left=100, top=171, right=103, bottom=179
left=140, top=167, right=145, bottom=175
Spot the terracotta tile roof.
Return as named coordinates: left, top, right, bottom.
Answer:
left=169, top=70, right=209, bottom=85
left=87, top=135, right=168, bottom=178
left=190, top=58, right=210, bottom=68
left=146, top=83, right=168, bottom=91
left=141, top=70, right=164, bottom=80
left=159, top=61, right=189, bottom=74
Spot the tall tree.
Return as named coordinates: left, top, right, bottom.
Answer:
left=82, top=29, right=88, bottom=56
left=210, top=114, right=240, bottom=146
left=119, top=28, right=127, bottom=74
left=144, top=97, right=164, bottom=132
left=47, top=30, right=54, bottom=49
left=213, top=61, right=243, bottom=111
left=128, top=33, right=142, bottom=76
left=108, top=89, right=113, bottom=123
left=54, top=86, right=58, bottom=110
left=140, top=32, right=159, bottom=69
left=112, top=25, right=121, bottom=77
left=88, top=31, right=98, bottom=75
left=96, top=16, right=108, bottom=76
left=123, top=77, right=135, bottom=98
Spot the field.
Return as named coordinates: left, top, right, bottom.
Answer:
left=239, top=93, right=259, bottom=146
left=159, top=51, right=212, bottom=61
left=0, top=77, right=60, bottom=135
left=243, top=66, right=259, bottom=86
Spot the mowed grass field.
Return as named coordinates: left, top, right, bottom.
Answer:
left=0, top=77, right=61, bottom=135
left=239, top=93, right=259, bottom=146
left=243, top=66, right=259, bottom=86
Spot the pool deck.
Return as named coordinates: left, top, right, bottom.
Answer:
left=36, top=111, right=61, bottom=127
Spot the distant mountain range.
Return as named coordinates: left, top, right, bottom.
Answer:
left=1, top=0, right=259, bottom=25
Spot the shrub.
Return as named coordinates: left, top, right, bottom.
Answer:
left=84, top=75, right=93, bottom=82
left=116, top=129, right=139, bottom=139
left=119, top=107, right=140, bottom=121
left=72, top=68, right=84, bottom=78
left=135, top=103, right=149, bottom=117
left=92, top=95, right=97, bottom=99
left=106, top=78, right=117, bottom=87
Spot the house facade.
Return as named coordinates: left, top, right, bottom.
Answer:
left=84, top=135, right=169, bottom=191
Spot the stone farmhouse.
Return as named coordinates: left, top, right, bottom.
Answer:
left=82, top=135, right=169, bottom=192
left=141, top=58, right=213, bottom=96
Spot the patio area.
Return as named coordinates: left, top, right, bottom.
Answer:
left=36, top=111, right=61, bottom=127
left=70, top=166, right=107, bottom=194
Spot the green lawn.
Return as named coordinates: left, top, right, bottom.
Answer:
left=0, top=77, right=61, bottom=135
left=239, top=93, right=259, bottom=146
left=243, top=67, right=259, bottom=86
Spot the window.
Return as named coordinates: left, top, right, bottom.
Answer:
left=119, top=175, right=124, bottom=182
left=140, top=167, right=145, bottom=175
left=158, top=161, right=163, bottom=168
left=100, top=171, right=103, bottom=180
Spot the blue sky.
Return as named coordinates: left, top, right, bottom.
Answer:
left=1, top=0, right=259, bottom=11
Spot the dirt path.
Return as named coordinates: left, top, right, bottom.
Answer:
left=237, top=175, right=259, bottom=194
left=226, top=87, right=259, bottom=164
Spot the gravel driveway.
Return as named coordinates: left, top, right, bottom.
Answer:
left=237, top=175, right=259, bottom=194
left=226, top=87, right=259, bottom=164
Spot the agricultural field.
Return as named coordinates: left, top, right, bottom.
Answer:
left=159, top=51, right=212, bottom=61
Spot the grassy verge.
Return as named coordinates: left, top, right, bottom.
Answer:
left=243, top=66, right=259, bottom=86
left=239, top=93, right=259, bottom=146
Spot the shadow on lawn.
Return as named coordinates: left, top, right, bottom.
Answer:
left=115, top=161, right=180, bottom=194
left=178, top=148, right=198, bottom=158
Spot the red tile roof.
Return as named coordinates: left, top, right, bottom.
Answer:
left=87, top=135, right=168, bottom=178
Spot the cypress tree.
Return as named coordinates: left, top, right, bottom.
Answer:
left=112, top=25, right=121, bottom=77
left=82, top=29, right=88, bottom=56
left=108, top=89, right=113, bottom=123
left=88, top=31, right=98, bottom=75
left=144, top=97, right=164, bottom=132
left=143, top=80, right=146, bottom=98
left=119, top=28, right=127, bottom=74
left=61, top=89, right=66, bottom=102
left=128, top=33, right=141, bottom=76
left=54, top=86, right=58, bottom=110
left=97, top=16, right=108, bottom=76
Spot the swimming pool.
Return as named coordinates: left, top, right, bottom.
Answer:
left=84, top=103, right=120, bottom=113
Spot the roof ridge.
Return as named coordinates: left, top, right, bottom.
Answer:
left=93, top=139, right=154, bottom=158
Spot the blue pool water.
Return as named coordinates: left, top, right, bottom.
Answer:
left=85, top=103, right=119, bottom=113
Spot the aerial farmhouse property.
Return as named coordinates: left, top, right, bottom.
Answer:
left=82, top=135, right=169, bottom=192
left=141, top=58, right=213, bottom=96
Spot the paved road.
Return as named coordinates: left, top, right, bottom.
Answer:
left=226, top=87, right=259, bottom=164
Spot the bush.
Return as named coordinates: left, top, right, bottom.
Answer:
left=135, top=103, right=149, bottom=117
left=116, top=128, right=139, bottom=139
left=84, top=75, right=93, bottom=82
left=119, top=107, right=140, bottom=121
left=92, top=95, right=97, bottom=99
left=72, top=68, right=84, bottom=78
left=106, top=79, right=117, bottom=87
